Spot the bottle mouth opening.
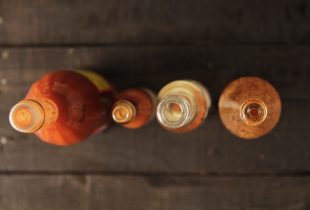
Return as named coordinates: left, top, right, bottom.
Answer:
left=157, top=95, right=192, bottom=129
left=240, top=98, right=268, bottom=126
left=9, top=99, right=45, bottom=133
left=112, top=100, right=136, bottom=124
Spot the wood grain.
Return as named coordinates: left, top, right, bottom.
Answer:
left=0, top=0, right=310, bottom=44
left=0, top=46, right=308, bottom=173
left=0, top=1, right=308, bottom=209
left=0, top=45, right=309, bottom=100
left=0, top=175, right=310, bottom=210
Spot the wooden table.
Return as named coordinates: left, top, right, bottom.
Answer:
left=0, top=0, right=309, bottom=209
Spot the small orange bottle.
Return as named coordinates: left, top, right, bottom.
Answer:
left=218, top=76, right=282, bottom=139
left=9, top=70, right=116, bottom=146
left=111, top=88, right=156, bottom=129
left=156, top=80, right=212, bottom=133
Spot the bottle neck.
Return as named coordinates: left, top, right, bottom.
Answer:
left=240, top=98, right=267, bottom=126
left=157, top=94, right=196, bottom=129
left=9, top=98, right=58, bottom=133
left=112, top=100, right=137, bottom=124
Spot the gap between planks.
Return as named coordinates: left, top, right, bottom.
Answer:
left=0, top=42, right=310, bottom=49
left=1, top=170, right=310, bottom=177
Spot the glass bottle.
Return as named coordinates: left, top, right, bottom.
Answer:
left=9, top=70, right=116, bottom=146
left=112, top=88, right=156, bottom=129
left=156, top=80, right=211, bottom=133
left=218, top=76, right=281, bottom=139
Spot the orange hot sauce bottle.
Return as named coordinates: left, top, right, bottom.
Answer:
left=111, top=88, right=156, bottom=129
left=9, top=70, right=116, bottom=146
left=218, top=76, right=282, bottom=139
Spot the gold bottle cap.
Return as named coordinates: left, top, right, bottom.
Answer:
left=112, top=100, right=136, bottom=124
left=9, top=99, right=45, bottom=133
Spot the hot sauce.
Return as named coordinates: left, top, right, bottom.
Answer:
left=112, top=88, right=156, bottom=129
left=218, top=77, right=282, bottom=139
left=9, top=70, right=116, bottom=146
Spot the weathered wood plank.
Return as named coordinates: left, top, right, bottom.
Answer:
left=0, top=45, right=309, bottom=100
left=0, top=46, right=309, bottom=173
left=0, top=100, right=308, bottom=173
left=0, top=175, right=310, bottom=210
left=0, top=0, right=310, bottom=44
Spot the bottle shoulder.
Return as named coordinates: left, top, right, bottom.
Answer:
left=22, top=70, right=111, bottom=145
left=118, top=88, right=155, bottom=105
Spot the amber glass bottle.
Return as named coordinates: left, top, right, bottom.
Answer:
left=112, top=88, right=156, bottom=129
left=9, top=70, right=116, bottom=146
left=156, top=80, right=211, bottom=133
left=218, top=76, right=281, bottom=139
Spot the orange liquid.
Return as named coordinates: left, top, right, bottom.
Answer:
left=24, top=70, right=115, bottom=146
left=177, top=84, right=209, bottom=133
left=117, top=88, right=155, bottom=129
left=161, top=87, right=208, bottom=133
left=218, top=77, right=281, bottom=139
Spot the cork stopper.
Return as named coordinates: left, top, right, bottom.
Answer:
left=9, top=99, right=45, bottom=133
left=112, top=100, right=136, bottom=124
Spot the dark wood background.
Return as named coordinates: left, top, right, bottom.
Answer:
left=0, top=0, right=309, bottom=209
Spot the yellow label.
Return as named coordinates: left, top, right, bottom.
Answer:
left=77, top=70, right=111, bottom=92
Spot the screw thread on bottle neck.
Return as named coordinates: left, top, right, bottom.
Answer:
left=112, top=100, right=137, bottom=124
left=240, top=98, right=268, bottom=126
left=9, top=98, right=58, bottom=133
left=157, top=94, right=195, bottom=129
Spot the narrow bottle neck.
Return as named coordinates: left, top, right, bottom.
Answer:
left=9, top=98, right=58, bottom=133
left=157, top=94, right=196, bottom=129
left=112, top=100, right=137, bottom=124
left=240, top=98, right=267, bottom=126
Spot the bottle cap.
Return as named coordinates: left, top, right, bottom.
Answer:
left=9, top=99, right=45, bottom=133
left=112, top=100, right=136, bottom=124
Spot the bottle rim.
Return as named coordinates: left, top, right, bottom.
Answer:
left=112, top=100, right=137, bottom=124
left=156, top=95, right=193, bottom=129
left=9, top=99, right=45, bottom=133
left=240, top=97, right=268, bottom=126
